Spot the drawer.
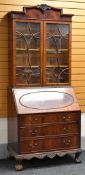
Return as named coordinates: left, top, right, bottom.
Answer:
left=19, top=111, right=80, bottom=126
left=19, top=123, right=80, bottom=138
left=19, top=135, right=80, bottom=154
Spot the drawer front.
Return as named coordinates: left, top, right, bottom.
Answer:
left=20, top=123, right=80, bottom=138
left=19, top=135, right=80, bottom=154
left=19, top=112, right=80, bottom=126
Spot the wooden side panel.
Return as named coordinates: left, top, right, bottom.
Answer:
left=8, top=88, right=18, bottom=153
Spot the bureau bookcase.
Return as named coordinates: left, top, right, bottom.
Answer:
left=8, top=4, right=81, bottom=170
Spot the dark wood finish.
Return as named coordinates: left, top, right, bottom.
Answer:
left=19, top=112, right=80, bottom=125
left=7, top=89, right=18, bottom=153
left=19, top=123, right=80, bottom=138
left=8, top=87, right=81, bottom=170
left=8, top=4, right=81, bottom=171
left=19, top=135, right=80, bottom=154
left=8, top=4, right=73, bottom=87
left=9, top=4, right=73, bottom=21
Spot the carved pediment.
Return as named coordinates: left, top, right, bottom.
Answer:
left=37, top=4, right=51, bottom=13
left=10, top=4, right=73, bottom=21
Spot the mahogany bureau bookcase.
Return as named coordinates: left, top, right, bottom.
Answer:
left=7, top=4, right=81, bottom=170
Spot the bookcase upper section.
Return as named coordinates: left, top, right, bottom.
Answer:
left=8, top=4, right=73, bottom=87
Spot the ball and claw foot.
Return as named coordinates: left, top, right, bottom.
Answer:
left=15, top=159, right=23, bottom=171
left=75, top=152, right=81, bottom=164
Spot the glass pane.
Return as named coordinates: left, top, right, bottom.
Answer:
left=16, top=22, right=41, bottom=85
left=46, top=23, right=69, bottom=84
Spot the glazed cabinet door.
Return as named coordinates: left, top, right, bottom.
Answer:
left=44, top=22, right=70, bottom=85
left=12, top=20, right=71, bottom=86
left=15, top=20, right=43, bottom=86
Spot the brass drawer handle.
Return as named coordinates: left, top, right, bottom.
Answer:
left=29, top=143, right=38, bottom=148
left=67, top=116, right=71, bottom=120
left=30, top=129, right=38, bottom=135
left=62, top=116, right=71, bottom=121
left=62, top=116, right=66, bottom=120
left=63, top=127, right=71, bottom=132
left=62, top=139, right=71, bottom=145
left=28, top=117, right=38, bottom=122
left=34, top=118, right=38, bottom=121
left=29, top=143, right=33, bottom=148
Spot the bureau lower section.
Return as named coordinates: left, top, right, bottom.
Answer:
left=8, top=111, right=81, bottom=170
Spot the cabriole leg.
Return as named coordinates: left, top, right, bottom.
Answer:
left=75, top=152, right=81, bottom=163
left=15, top=159, right=23, bottom=171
